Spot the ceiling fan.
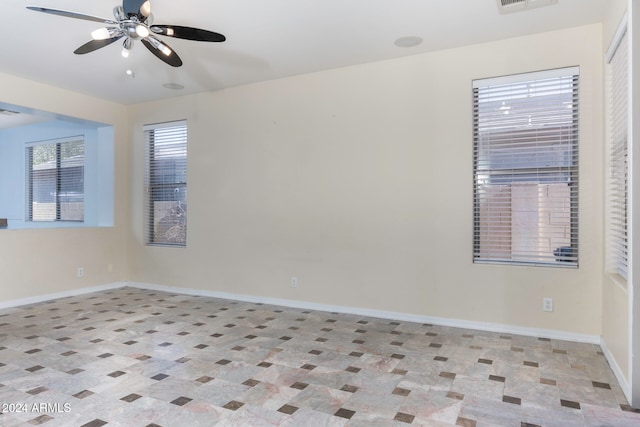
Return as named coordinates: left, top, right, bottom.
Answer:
left=27, top=0, right=226, bottom=67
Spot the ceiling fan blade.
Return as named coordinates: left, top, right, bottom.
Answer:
left=74, top=36, right=123, bottom=55
left=122, top=0, right=151, bottom=20
left=151, top=25, right=226, bottom=42
left=26, top=6, right=117, bottom=25
left=141, top=37, right=183, bottom=67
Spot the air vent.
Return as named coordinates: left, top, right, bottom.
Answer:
left=0, top=108, right=20, bottom=116
left=497, top=0, right=557, bottom=14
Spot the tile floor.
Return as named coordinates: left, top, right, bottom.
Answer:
left=0, top=287, right=639, bottom=426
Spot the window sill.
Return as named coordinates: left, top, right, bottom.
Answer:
left=474, top=259, right=578, bottom=269
left=606, top=272, right=628, bottom=292
left=0, top=219, right=113, bottom=230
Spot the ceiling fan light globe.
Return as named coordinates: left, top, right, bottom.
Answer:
left=135, top=24, right=150, bottom=38
left=121, top=38, right=133, bottom=58
left=140, top=1, right=152, bottom=17
left=91, top=27, right=111, bottom=40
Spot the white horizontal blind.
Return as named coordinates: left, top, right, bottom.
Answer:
left=607, top=28, right=629, bottom=279
left=25, top=137, right=85, bottom=222
left=144, top=120, right=187, bottom=247
left=473, top=67, right=579, bottom=266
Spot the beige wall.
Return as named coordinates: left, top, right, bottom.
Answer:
left=0, top=73, right=129, bottom=301
left=601, top=0, right=630, bottom=382
left=127, top=24, right=604, bottom=335
left=603, top=1, right=629, bottom=47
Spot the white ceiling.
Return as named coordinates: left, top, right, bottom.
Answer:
left=1, top=0, right=607, bottom=106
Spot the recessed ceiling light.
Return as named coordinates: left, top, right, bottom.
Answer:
left=163, top=83, right=184, bottom=90
left=126, top=69, right=135, bottom=78
left=394, top=36, right=423, bottom=48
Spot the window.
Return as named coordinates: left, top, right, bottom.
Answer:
left=0, top=111, right=113, bottom=229
left=26, top=137, right=84, bottom=222
left=473, top=67, right=579, bottom=266
left=606, top=22, right=628, bottom=279
left=144, top=121, right=187, bottom=247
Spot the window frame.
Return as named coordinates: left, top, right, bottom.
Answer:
left=25, top=136, right=85, bottom=223
left=144, top=120, right=188, bottom=247
left=606, top=18, right=629, bottom=280
left=472, top=67, right=580, bottom=267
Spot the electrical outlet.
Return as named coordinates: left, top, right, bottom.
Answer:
left=291, top=277, right=298, bottom=288
left=77, top=267, right=85, bottom=278
left=543, top=297, right=553, bottom=312
left=107, top=264, right=113, bottom=273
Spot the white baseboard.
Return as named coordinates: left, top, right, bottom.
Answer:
left=0, top=280, right=602, bottom=345
left=3, top=281, right=623, bottom=387
left=126, top=281, right=601, bottom=345
left=0, top=282, right=126, bottom=310
left=601, top=337, right=632, bottom=402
